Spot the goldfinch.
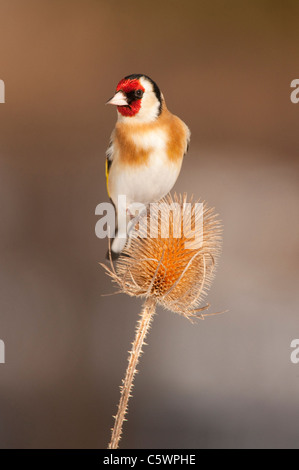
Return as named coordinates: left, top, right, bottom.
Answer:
left=105, top=74, right=190, bottom=257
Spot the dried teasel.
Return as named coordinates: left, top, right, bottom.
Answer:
left=105, top=193, right=222, bottom=320
left=104, top=194, right=223, bottom=449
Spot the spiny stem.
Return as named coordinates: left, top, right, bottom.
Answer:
left=108, top=297, right=156, bottom=449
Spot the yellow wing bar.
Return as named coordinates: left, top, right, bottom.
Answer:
left=105, top=158, right=110, bottom=198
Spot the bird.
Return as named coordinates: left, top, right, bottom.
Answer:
left=105, top=73, right=190, bottom=258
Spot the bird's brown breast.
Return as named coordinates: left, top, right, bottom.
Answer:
left=162, top=109, right=189, bottom=163
left=114, top=124, right=151, bottom=166
left=114, top=107, right=189, bottom=167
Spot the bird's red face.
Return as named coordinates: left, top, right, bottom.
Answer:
left=107, top=78, right=145, bottom=117
left=116, top=78, right=145, bottom=117
left=107, top=74, right=162, bottom=122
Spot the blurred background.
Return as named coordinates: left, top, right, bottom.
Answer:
left=0, top=0, right=298, bottom=449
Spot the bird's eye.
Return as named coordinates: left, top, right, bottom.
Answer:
left=134, top=89, right=144, bottom=98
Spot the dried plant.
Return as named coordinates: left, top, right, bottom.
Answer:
left=102, top=194, right=222, bottom=449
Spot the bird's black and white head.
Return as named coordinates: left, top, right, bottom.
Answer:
left=106, top=74, right=162, bottom=123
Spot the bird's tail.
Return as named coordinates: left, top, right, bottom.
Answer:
left=106, top=234, right=127, bottom=260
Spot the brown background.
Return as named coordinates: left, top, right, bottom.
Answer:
left=0, top=0, right=298, bottom=448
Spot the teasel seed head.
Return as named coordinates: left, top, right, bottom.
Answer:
left=104, top=194, right=222, bottom=321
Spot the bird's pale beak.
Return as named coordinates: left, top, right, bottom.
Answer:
left=106, top=91, right=128, bottom=106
